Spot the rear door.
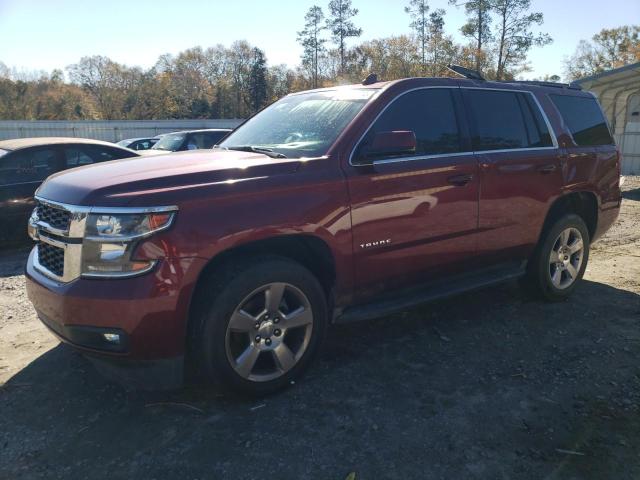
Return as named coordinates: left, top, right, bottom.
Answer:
left=345, top=87, right=479, bottom=301
left=461, top=88, right=562, bottom=263
left=549, top=93, right=617, bottom=187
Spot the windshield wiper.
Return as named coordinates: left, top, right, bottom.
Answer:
left=223, top=145, right=287, bottom=159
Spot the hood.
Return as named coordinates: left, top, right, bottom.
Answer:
left=36, top=149, right=301, bottom=206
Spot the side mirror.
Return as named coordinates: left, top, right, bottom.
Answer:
left=357, top=130, right=417, bottom=162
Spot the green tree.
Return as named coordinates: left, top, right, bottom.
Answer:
left=298, top=5, right=327, bottom=88
left=565, top=25, right=640, bottom=80
left=493, top=0, right=551, bottom=80
left=248, top=48, right=268, bottom=112
left=326, top=0, right=362, bottom=74
left=405, top=0, right=430, bottom=72
left=449, top=0, right=493, bottom=72
left=426, top=9, right=450, bottom=76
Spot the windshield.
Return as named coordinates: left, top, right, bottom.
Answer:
left=152, top=133, right=185, bottom=151
left=219, top=88, right=378, bottom=158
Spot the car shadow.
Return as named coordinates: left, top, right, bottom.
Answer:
left=0, top=247, right=30, bottom=278
left=622, top=186, right=640, bottom=201
left=2, top=279, right=640, bottom=479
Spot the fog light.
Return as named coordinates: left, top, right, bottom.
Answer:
left=102, top=333, right=121, bottom=344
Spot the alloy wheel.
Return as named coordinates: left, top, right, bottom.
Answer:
left=225, top=282, right=314, bottom=382
left=548, top=227, right=584, bottom=290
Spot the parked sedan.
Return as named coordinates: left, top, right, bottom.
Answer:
left=149, top=129, right=232, bottom=153
left=116, top=137, right=158, bottom=151
left=0, top=137, right=140, bottom=246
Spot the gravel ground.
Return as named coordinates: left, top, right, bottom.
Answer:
left=1, top=177, right=639, bottom=480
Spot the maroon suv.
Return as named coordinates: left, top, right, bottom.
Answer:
left=25, top=74, right=621, bottom=394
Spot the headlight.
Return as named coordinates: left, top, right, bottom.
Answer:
left=85, top=211, right=175, bottom=240
left=81, top=210, right=176, bottom=278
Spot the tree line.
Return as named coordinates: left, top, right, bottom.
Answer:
left=0, top=0, right=638, bottom=122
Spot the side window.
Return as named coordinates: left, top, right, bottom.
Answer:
left=0, top=148, right=62, bottom=185
left=186, top=134, right=200, bottom=150
left=517, top=94, right=554, bottom=148
left=92, top=145, right=137, bottom=161
left=66, top=145, right=137, bottom=165
left=358, top=88, right=462, bottom=160
left=550, top=94, right=614, bottom=146
left=207, top=131, right=228, bottom=146
left=466, top=90, right=535, bottom=151
left=64, top=146, right=96, bottom=167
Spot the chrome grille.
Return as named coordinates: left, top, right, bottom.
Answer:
left=37, top=202, right=71, bottom=231
left=37, top=242, right=65, bottom=277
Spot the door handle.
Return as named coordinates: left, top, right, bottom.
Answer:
left=447, top=174, right=473, bottom=186
left=538, top=164, right=557, bottom=174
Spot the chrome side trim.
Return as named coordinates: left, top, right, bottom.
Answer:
left=348, top=86, right=560, bottom=167
left=372, top=151, right=474, bottom=165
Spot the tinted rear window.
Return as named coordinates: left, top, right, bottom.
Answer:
left=465, top=89, right=553, bottom=151
left=550, top=95, right=613, bottom=146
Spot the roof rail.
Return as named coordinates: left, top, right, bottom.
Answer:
left=507, top=80, right=583, bottom=91
left=446, top=64, right=485, bottom=81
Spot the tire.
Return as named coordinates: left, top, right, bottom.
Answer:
left=191, top=256, right=328, bottom=396
left=523, top=213, right=590, bottom=302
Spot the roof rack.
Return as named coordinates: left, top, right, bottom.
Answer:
left=446, top=64, right=485, bottom=81
left=362, top=73, right=378, bottom=85
left=507, top=80, right=583, bottom=91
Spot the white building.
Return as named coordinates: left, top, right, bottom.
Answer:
left=574, top=62, right=640, bottom=175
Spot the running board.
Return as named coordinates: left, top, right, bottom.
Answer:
left=334, top=262, right=526, bottom=324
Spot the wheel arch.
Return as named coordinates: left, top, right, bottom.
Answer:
left=540, top=190, right=599, bottom=242
left=183, top=233, right=337, bottom=377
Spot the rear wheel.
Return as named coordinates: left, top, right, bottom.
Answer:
left=193, top=257, right=327, bottom=395
left=523, top=214, right=590, bottom=301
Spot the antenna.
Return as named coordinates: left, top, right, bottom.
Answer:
left=446, top=64, right=485, bottom=81
left=362, top=73, right=378, bottom=85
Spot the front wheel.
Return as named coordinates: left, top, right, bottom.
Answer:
left=193, top=257, right=328, bottom=395
left=523, top=214, right=590, bottom=301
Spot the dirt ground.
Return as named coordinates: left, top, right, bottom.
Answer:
left=1, top=177, right=639, bottom=480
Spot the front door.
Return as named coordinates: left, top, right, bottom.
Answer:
left=344, top=87, right=479, bottom=302
left=0, top=146, right=65, bottom=243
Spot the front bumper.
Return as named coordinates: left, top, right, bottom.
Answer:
left=25, top=248, right=207, bottom=388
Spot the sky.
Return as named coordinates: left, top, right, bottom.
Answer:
left=0, top=0, right=638, bottom=81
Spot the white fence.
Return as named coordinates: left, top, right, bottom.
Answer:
left=0, top=120, right=244, bottom=142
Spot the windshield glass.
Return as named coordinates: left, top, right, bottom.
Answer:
left=152, top=133, right=185, bottom=151
left=219, top=88, right=378, bottom=158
